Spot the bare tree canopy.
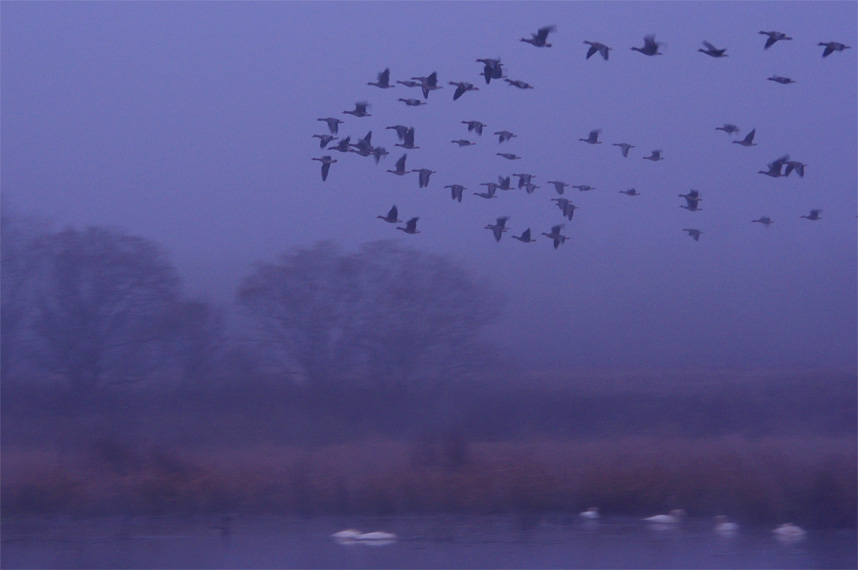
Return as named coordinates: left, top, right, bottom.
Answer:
left=30, top=226, right=182, bottom=394
left=237, top=240, right=502, bottom=393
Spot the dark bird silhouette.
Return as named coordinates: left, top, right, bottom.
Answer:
left=462, top=120, right=487, bottom=136
left=643, top=150, right=664, bottom=161
left=613, top=142, right=634, bottom=157
left=411, top=71, right=442, bottom=98
left=312, top=134, right=337, bottom=148
left=386, top=124, right=410, bottom=141
left=485, top=216, right=510, bottom=242
left=716, top=123, right=740, bottom=135
left=317, top=117, right=344, bottom=134
left=767, top=75, right=796, bottom=84
left=387, top=154, right=410, bottom=176
left=679, top=189, right=702, bottom=209
left=698, top=41, right=728, bottom=57
left=620, top=188, right=640, bottom=196
left=394, top=127, right=419, bottom=149
left=579, top=129, right=602, bottom=144
left=450, top=81, right=479, bottom=100
left=521, top=26, right=556, bottom=47
left=733, top=128, right=757, bottom=147
left=784, top=160, right=806, bottom=177
left=572, top=184, right=595, bottom=192
left=414, top=168, right=436, bottom=188
left=584, top=41, right=612, bottom=60
left=397, top=217, right=420, bottom=234
left=683, top=228, right=702, bottom=241
left=513, top=173, right=535, bottom=188
left=445, top=184, right=466, bottom=202
left=752, top=216, right=774, bottom=226
left=512, top=228, right=537, bottom=243
left=497, top=153, right=521, bottom=160
left=632, top=34, right=663, bottom=56
left=474, top=185, right=498, bottom=199
left=547, top=180, right=569, bottom=195
left=377, top=205, right=401, bottom=224
left=760, top=30, right=792, bottom=50
left=505, top=78, right=534, bottom=89
left=542, top=224, right=569, bottom=249
left=398, top=98, right=427, bottom=106
left=495, top=130, right=517, bottom=143
left=311, top=155, right=337, bottom=181
left=497, top=176, right=513, bottom=191
left=327, top=136, right=352, bottom=153
left=800, top=209, right=822, bottom=221
left=758, top=155, right=789, bottom=177
left=819, top=41, right=850, bottom=57
left=451, top=139, right=475, bottom=146
left=368, top=68, right=394, bottom=88
left=476, top=58, right=504, bottom=84
left=343, top=101, right=371, bottom=117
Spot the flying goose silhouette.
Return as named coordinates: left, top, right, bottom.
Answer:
left=752, top=216, right=774, bottom=226
left=327, top=136, right=352, bottom=153
left=758, top=155, right=789, bottom=177
left=368, top=68, right=394, bottom=88
left=485, top=216, right=510, bottom=242
left=495, top=130, right=517, bottom=143
left=632, top=34, right=663, bottom=56
left=620, top=188, right=640, bottom=196
left=512, top=228, right=537, bottom=243
left=386, top=124, right=410, bottom=141
left=497, top=153, right=521, bottom=160
left=451, top=139, right=475, bottom=146
left=784, top=161, right=805, bottom=177
left=683, top=229, right=702, bottom=241
left=521, top=26, right=556, bottom=47
left=476, top=58, right=504, bottom=84
left=444, top=184, right=466, bottom=202
left=397, top=217, right=420, bottom=234
left=733, top=128, right=757, bottom=147
left=613, top=142, right=635, bottom=157
left=547, top=180, right=569, bottom=195
left=343, top=101, right=371, bottom=117
left=317, top=117, right=344, bottom=135
left=715, top=123, right=740, bottom=135
left=643, top=150, right=664, bottom=161
left=800, top=209, right=822, bottom=221
left=819, top=41, right=850, bottom=57
left=394, top=127, right=419, bottom=149
left=312, top=134, right=337, bottom=148
left=584, top=41, right=611, bottom=60
left=698, top=41, right=728, bottom=57
left=414, top=168, right=436, bottom=188
left=387, top=154, right=410, bottom=176
left=759, top=30, right=792, bottom=50
left=398, top=98, right=427, bottom=106
left=449, top=81, right=479, bottom=100
left=542, top=224, right=569, bottom=249
left=311, top=155, right=337, bottom=181
left=767, top=75, right=796, bottom=84
left=462, top=120, right=487, bottom=135
left=504, top=78, right=534, bottom=89
left=377, top=205, right=401, bottom=224
left=579, top=129, right=602, bottom=144
left=411, top=71, right=442, bottom=98
left=513, top=173, right=535, bottom=187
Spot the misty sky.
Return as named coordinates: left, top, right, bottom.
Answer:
left=2, top=1, right=856, bottom=372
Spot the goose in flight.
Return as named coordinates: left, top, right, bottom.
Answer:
left=698, top=41, right=728, bottom=57
left=476, top=58, right=504, bottom=84
left=542, top=224, right=569, bottom=249
left=800, top=209, right=822, bottom=221
left=495, top=130, right=517, bottom=143
left=317, top=117, right=344, bottom=135
left=613, top=142, right=635, bottom=157
left=580, top=129, right=602, bottom=144
left=451, top=139, right=475, bottom=146
left=497, top=153, right=521, bottom=160
left=784, top=160, right=805, bottom=177
left=396, top=79, right=422, bottom=88
left=386, top=124, right=410, bottom=141
left=387, top=154, right=410, bottom=176
left=343, top=101, right=371, bottom=117
left=350, top=131, right=374, bottom=155
left=312, top=134, right=337, bottom=148
left=394, top=127, right=419, bottom=149
left=505, top=78, right=534, bottom=89
left=398, top=98, right=427, bottom=106
left=561, top=202, right=578, bottom=220
left=679, top=189, right=702, bottom=207
left=715, top=123, right=740, bottom=135
left=683, top=229, right=702, bottom=241
left=572, top=184, right=595, bottom=192
left=462, top=120, right=487, bottom=136
left=620, top=188, right=640, bottom=196
left=371, top=146, right=388, bottom=164
left=759, top=30, right=792, bottom=50
left=643, top=150, right=664, bottom=161
left=752, top=216, right=774, bottom=226
left=767, top=75, right=796, bottom=84
left=497, top=176, right=513, bottom=191
left=733, top=128, right=757, bottom=147
left=485, top=216, right=510, bottom=242
left=474, top=185, right=498, bottom=199
left=547, top=180, right=569, bottom=195
left=513, top=173, right=535, bottom=187
left=450, top=81, right=479, bottom=100
left=819, top=41, right=850, bottom=57
left=523, top=183, right=539, bottom=194
left=397, top=217, right=420, bottom=234
left=512, top=228, right=537, bottom=243
left=632, top=34, right=663, bottom=56
left=414, top=168, right=436, bottom=188
left=328, top=136, right=352, bottom=153
left=368, top=68, right=394, bottom=88
left=311, top=156, right=337, bottom=181
left=444, top=184, right=466, bottom=202
left=584, top=41, right=611, bottom=60
left=521, top=26, right=556, bottom=47
left=411, top=71, right=442, bottom=98
left=758, top=155, right=789, bottom=177
left=377, top=205, right=401, bottom=224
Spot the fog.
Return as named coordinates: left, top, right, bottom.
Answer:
left=3, top=1, right=855, bottom=374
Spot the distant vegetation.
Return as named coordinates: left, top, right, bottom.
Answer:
left=2, top=206, right=856, bottom=528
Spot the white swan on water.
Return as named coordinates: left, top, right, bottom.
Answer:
left=644, top=509, right=685, bottom=524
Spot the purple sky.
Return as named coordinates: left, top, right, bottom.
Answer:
left=3, top=1, right=856, bottom=372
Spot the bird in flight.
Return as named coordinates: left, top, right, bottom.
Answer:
left=521, top=26, right=556, bottom=47
left=632, top=34, right=663, bottom=56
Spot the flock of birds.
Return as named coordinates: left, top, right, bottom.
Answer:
left=331, top=510, right=810, bottom=546
left=311, top=26, right=850, bottom=247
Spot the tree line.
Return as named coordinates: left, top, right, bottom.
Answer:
left=1, top=202, right=503, bottom=401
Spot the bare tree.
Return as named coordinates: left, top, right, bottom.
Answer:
left=30, top=226, right=182, bottom=395
left=237, top=240, right=501, bottom=395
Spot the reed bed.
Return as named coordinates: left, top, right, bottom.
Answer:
left=3, top=435, right=854, bottom=528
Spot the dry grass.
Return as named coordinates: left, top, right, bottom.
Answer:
left=2, top=435, right=855, bottom=528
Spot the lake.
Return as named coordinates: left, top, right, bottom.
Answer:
left=2, top=514, right=855, bottom=569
